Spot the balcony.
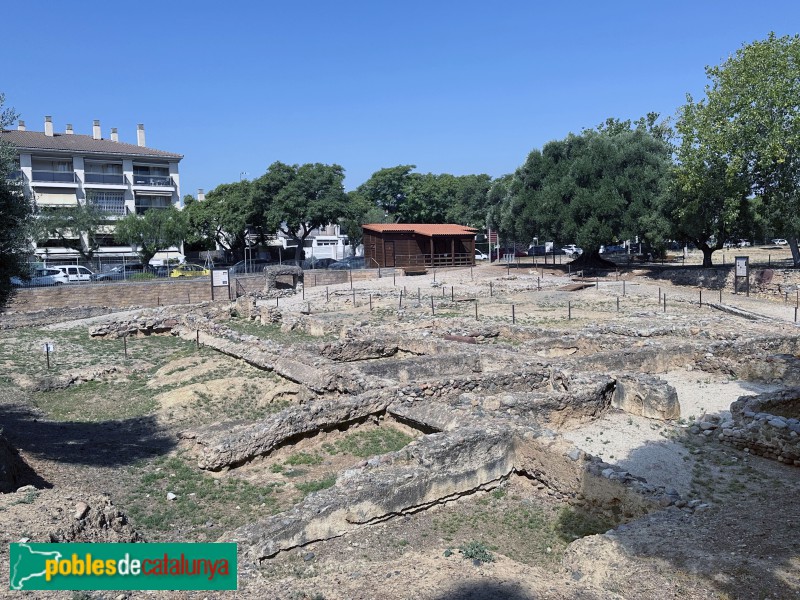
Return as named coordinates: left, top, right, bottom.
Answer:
left=32, top=170, right=77, bottom=183
left=85, top=173, right=125, bottom=185
left=133, top=175, right=173, bottom=186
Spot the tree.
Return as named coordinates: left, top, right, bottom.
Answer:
left=339, top=190, right=388, bottom=251
left=33, top=202, right=110, bottom=261
left=114, top=206, right=186, bottom=266
left=183, top=180, right=255, bottom=258
left=355, top=165, right=415, bottom=217
left=0, top=94, right=33, bottom=307
left=253, top=162, right=349, bottom=264
left=510, top=116, right=673, bottom=266
left=679, top=33, right=800, bottom=264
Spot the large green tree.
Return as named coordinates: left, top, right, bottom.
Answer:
left=0, top=94, right=33, bottom=306
left=252, top=162, right=349, bottom=264
left=33, top=202, right=110, bottom=261
left=509, top=115, right=673, bottom=265
left=114, top=206, right=186, bottom=266
left=679, top=33, right=800, bottom=264
left=183, top=180, right=255, bottom=257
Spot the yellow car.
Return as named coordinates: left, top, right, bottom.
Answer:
left=169, top=263, right=210, bottom=278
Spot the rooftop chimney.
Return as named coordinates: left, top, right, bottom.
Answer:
left=44, top=116, right=53, bottom=137
left=93, top=120, right=101, bottom=140
left=197, top=189, right=205, bottom=201
left=65, top=124, right=73, bottom=135
left=17, top=120, right=25, bottom=131
left=110, top=127, right=118, bottom=142
left=136, top=123, right=146, bottom=147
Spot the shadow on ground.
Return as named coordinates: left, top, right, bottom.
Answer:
left=586, top=435, right=800, bottom=599
left=0, top=402, right=175, bottom=469
left=434, top=581, right=537, bottom=600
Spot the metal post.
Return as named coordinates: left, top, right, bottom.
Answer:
left=663, top=294, right=666, bottom=312
left=474, top=301, right=478, bottom=320
left=796, top=306, right=798, bottom=323
left=352, top=288, right=356, bottom=307
left=512, top=304, right=515, bottom=324
left=399, top=290, right=403, bottom=308
left=617, top=296, right=620, bottom=312
left=314, top=274, right=317, bottom=287
left=370, top=294, right=373, bottom=311
left=276, top=296, right=279, bottom=307
left=307, top=301, right=311, bottom=314
left=433, top=269, right=436, bottom=282
left=720, top=289, right=722, bottom=303
left=431, top=296, right=434, bottom=315
left=568, top=301, right=571, bottom=320
left=507, top=262, right=510, bottom=276
left=195, top=329, right=199, bottom=349
left=451, top=286, right=454, bottom=302
left=490, top=281, right=493, bottom=296
left=537, top=277, right=540, bottom=290
left=699, top=289, right=702, bottom=307
left=393, top=270, right=396, bottom=286
left=623, top=280, right=626, bottom=296
left=46, top=345, right=50, bottom=369
left=658, top=287, right=661, bottom=303
left=418, top=288, right=421, bottom=302
left=442, top=286, right=445, bottom=297
left=326, top=287, right=329, bottom=303
left=350, top=270, right=353, bottom=289
left=596, top=278, right=598, bottom=290
left=302, top=285, right=305, bottom=300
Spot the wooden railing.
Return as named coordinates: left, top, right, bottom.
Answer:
left=396, top=253, right=473, bottom=267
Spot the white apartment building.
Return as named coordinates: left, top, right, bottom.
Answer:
left=0, top=116, right=183, bottom=261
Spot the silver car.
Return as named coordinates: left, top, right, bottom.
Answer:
left=10, top=267, right=68, bottom=287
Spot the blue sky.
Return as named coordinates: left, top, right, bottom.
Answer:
left=5, top=1, right=799, bottom=194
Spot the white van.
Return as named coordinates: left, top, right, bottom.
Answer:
left=52, top=265, right=94, bottom=283
left=302, top=235, right=352, bottom=260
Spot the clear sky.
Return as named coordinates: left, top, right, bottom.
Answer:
left=5, top=1, right=799, bottom=195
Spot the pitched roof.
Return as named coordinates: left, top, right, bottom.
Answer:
left=362, top=223, right=478, bottom=237
left=0, top=130, right=183, bottom=160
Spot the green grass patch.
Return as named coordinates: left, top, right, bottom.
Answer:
left=285, top=451, right=324, bottom=466
left=324, top=427, right=413, bottom=458
left=295, top=475, right=336, bottom=497
left=123, top=456, right=280, bottom=540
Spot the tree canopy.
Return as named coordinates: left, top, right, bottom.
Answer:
left=0, top=94, right=34, bottom=306
left=33, top=202, right=110, bottom=261
left=675, top=33, right=800, bottom=263
left=183, top=180, right=255, bottom=257
left=252, top=162, right=349, bottom=263
left=500, top=116, right=673, bottom=262
left=114, top=206, right=187, bottom=266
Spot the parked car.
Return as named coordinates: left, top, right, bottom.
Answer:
left=51, top=265, right=94, bottom=283
left=170, top=263, right=210, bottom=278
left=475, top=250, right=488, bottom=261
left=228, top=258, right=273, bottom=274
left=492, top=247, right=528, bottom=260
left=301, top=257, right=338, bottom=270
left=738, top=239, right=751, bottom=247
left=92, top=264, right=149, bottom=281
left=772, top=238, right=789, bottom=246
left=10, top=267, right=67, bottom=287
left=600, top=244, right=626, bottom=255
left=562, top=244, right=583, bottom=257
left=328, top=256, right=366, bottom=270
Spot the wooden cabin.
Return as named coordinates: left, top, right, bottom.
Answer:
left=362, top=224, right=478, bottom=269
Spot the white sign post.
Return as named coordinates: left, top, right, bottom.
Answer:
left=211, top=269, right=231, bottom=301
left=735, top=256, right=749, bottom=296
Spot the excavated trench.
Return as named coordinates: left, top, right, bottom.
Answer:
left=168, top=313, right=800, bottom=563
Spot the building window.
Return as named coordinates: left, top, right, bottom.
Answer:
left=31, top=158, right=75, bottom=183
left=88, top=191, right=125, bottom=215
left=85, top=162, right=124, bottom=184
left=133, top=164, right=171, bottom=186
left=135, top=195, right=171, bottom=214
